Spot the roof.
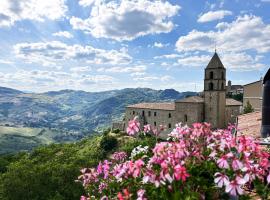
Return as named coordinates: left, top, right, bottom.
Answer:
left=206, top=52, right=225, bottom=69
left=175, top=96, right=204, bottom=103
left=127, top=102, right=175, bottom=110
left=237, top=111, right=262, bottom=138
left=243, top=80, right=262, bottom=87
left=226, top=98, right=242, bottom=106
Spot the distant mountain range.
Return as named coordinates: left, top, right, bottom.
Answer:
left=0, top=86, right=197, bottom=153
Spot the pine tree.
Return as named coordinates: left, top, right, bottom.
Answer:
left=244, top=100, right=254, bottom=114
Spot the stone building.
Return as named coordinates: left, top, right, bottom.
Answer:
left=243, top=80, right=263, bottom=111
left=124, top=52, right=242, bottom=135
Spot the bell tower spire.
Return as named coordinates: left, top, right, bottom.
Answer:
left=204, top=52, right=226, bottom=128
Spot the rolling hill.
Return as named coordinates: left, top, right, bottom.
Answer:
left=0, top=86, right=197, bottom=153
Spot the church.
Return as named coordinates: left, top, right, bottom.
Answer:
left=123, top=52, right=242, bottom=135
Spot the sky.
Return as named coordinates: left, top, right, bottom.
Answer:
left=0, top=0, right=269, bottom=93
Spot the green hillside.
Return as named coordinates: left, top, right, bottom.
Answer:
left=0, top=131, right=156, bottom=200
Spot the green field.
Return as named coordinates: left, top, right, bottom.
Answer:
left=0, top=126, right=56, bottom=154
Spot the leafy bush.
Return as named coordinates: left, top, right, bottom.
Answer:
left=112, top=129, right=121, bottom=134
left=100, top=136, right=118, bottom=152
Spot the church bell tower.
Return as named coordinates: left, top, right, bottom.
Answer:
left=204, top=52, right=226, bottom=128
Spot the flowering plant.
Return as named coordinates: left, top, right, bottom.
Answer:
left=79, top=120, right=270, bottom=200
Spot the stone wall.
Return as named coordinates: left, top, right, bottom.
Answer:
left=225, top=106, right=241, bottom=125
left=112, top=122, right=126, bottom=131
left=174, top=102, right=204, bottom=126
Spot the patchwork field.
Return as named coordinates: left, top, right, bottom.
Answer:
left=0, top=126, right=56, bottom=154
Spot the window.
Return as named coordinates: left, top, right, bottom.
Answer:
left=154, top=112, right=157, bottom=116
left=142, top=110, right=145, bottom=116
left=168, top=113, right=171, bottom=118
left=222, top=72, right=224, bottom=80
left=209, top=82, right=214, bottom=90
left=210, top=71, right=214, bottom=79
left=168, top=123, right=172, bottom=128
left=184, top=114, right=188, bottom=122
left=133, top=111, right=135, bottom=115
left=221, top=82, right=224, bottom=90
left=148, top=111, right=151, bottom=117
left=154, top=122, right=156, bottom=126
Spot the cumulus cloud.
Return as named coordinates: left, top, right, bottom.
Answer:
left=14, top=41, right=132, bottom=66
left=133, top=75, right=172, bottom=82
left=176, top=15, right=270, bottom=53
left=0, top=69, right=116, bottom=92
left=174, top=52, right=265, bottom=71
left=70, top=66, right=92, bottom=73
left=177, top=55, right=211, bottom=67
left=197, top=10, right=232, bottom=23
left=79, top=0, right=96, bottom=7
left=98, top=65, right=146, bottom=73
left=0, top=0, right=67, bottom=27
left=71, top=0, right=180, bottom=41
left=53, top=31, right=73, bottom=38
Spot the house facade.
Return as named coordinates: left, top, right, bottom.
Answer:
left=243, top=80, right=263, bottom=111
left=123, top=52, right=242, bottom=135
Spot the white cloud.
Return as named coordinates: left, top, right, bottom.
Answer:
left=79, top=0, right=96, bottom=7
left=0, top=59, right=13, bottom=64
left=154, top=42, right=165, bottom=48
left=198, top=10, right=232, bottom=23
left=154, top=54, right=182, bottom=59
left=133, top=75, right=172, bottom=82
left=177, top=55, right=211, bottom=67
left=70, top=66, right=92, bottom=73
left=174, top=52, right=265, bottom=71
left=0, top=69, right=116, bottom=92
left=14, top=41, right=132, bottom=66
left=71, top=0, right=180, bottom=41
left=221, top=52, right=265, bottom=71
left=53, top=31, right=73, bottom=38
left=176, top=15, right=270, bottom=53
left=97, top=65, right=146, bottom=73
left=0, top=0, right=67, bottom=27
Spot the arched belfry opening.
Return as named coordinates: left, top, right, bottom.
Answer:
left=210, top=71, right=214, bottom=79
left=209, top=82, right=214, bottom=90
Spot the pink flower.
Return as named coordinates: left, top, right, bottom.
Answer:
left=80, top=196, right=89, bottom=200
left=217, top=156, right=229, bottom=169
left=143, top=124, right=151, bottom=133
left=214, top=172, right=229, bottom=188
left=232, top=158, right=243, bottom=171
left=173, top=165, right=189, bottom=182
left=225, top=179, right=244, bottom=196
left=267, top=173, right=270, bottom=184
left=137, top=189, right=147, bottom=200
left=127, top=119, right=140, bottom=135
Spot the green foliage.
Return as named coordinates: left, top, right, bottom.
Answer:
left=112, top=129, right=121, bottom=134
left=100, top=135, right=118, bottom=152
left=229, top=93, right=243, bottom=102
left=0, top=135, right=105, bottom=200
left=244, top=100, right=254, bottom=114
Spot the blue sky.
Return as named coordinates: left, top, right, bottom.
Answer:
left=0, top=0, right=269, bottom=92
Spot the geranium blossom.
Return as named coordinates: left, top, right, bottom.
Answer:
left=126, top=118, right=140, bottom=135
left=78, top=122, right=270, bottom=199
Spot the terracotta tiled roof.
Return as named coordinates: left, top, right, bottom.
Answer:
left=237, top=111, right=262, bottom=138
left=175, top=96, right=204, bottom=103
left=127, top=102, right=175, bottom=110
left=226, top=98, right=242, bottom=106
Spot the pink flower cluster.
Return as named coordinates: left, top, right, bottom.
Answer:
left=79, top=122, right=270, bottom=199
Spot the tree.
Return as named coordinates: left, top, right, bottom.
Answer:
left=244, top=100, right=254, bottom=114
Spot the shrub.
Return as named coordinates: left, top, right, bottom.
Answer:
left=112, top=129, right=121, bottom=134
left=100, top=136, right=118, bottom=152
